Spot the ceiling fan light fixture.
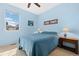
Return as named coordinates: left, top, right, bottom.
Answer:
left=27, top=3, right=40, bottom=8
left=34, top=3, right=40, bottom=7
left=27, top=3, right=31, bottom=8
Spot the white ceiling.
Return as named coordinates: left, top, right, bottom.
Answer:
left=9, top=3, right=60, bottom=15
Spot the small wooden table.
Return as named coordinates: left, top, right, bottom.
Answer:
left=58, top=37, right=78, bottom=54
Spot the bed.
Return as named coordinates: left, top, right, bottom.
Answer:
left=19, top=32, right=59, bottom=56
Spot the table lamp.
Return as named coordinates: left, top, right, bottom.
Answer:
left=63, top=27, right=69, bottom=38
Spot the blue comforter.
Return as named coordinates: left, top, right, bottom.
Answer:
left=20, top=32, right=58, bottom=56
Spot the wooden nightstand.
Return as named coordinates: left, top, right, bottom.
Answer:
left=58, top=37, right=78, bottom=54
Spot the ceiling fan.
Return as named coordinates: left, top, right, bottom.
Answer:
left=27, top=3, right=40, bottom=8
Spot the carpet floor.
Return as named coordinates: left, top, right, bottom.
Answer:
left=0, top=45, right=78, bottom=56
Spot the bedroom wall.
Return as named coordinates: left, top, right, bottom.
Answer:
left=0, top=3, right=38, bottom=45
left=1, top=3, right=79, bottom=45
left=38, top=3, right=79, bottom=35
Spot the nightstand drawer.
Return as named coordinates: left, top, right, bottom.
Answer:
left=59, top=38, right=78, bottom=43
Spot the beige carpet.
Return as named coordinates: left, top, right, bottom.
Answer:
left=0, top=45, right=78, bottom=56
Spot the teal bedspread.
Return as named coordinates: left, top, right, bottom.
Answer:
left=20, top=32, right=59, bottom=56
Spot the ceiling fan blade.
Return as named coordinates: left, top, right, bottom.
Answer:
left=34, top=3, right=40, bottom=7
left=28, top=3, right=31, bottom=8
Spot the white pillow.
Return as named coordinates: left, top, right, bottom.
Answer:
left=34, top=31, right=38, bottom=34
left=34, top=30, right=43, bottom=34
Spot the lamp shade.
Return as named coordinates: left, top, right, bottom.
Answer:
left=63, top=27, right=69, bottom=32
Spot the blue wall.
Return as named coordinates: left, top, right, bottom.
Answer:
left=38, top=3, right=79, bottom=35
left=0, top=3, right=79, bottom=45
left=0, top=4, right=38, bottom=45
